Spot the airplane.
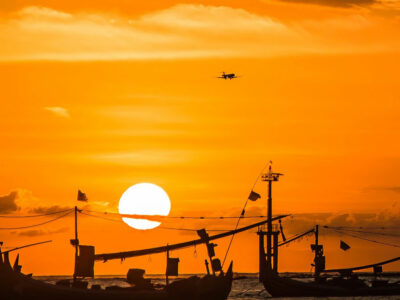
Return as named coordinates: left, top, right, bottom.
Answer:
left=217, top=72, right=240, bottom=80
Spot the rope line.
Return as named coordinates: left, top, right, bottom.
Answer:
left=159, top=226, right=229, bottom=232
left=222, top=162, right=269, bottom=268
left=328, top=228, right=400, bottom=248
left=82, top=209, right=267, bottom=219
left=80, top=211, right=121, bottom=223
left=324, top=226, right=400, bottom=238
left=0, top=210, right=73, bottom=230
left=80, top=211, right=241, bottom=232
left=325, top=226, right=400, bottom=230
left=0, top=208, right=73, bottom=218
left=278, top=228, right=315, bottom=247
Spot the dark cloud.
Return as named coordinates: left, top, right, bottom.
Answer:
left=17, top=229, right=44, bottom=237
left=277, top=0, right=376, bottom=8
left=0, top=191, right=19, bottom=214
left=14, top=227, right=68, bottom=237
left=29, top=205, right=72, bottom=214
left=371, top=186, right=400, bottom=193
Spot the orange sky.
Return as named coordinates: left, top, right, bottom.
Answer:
left=1, top=0, right=400, bottom=276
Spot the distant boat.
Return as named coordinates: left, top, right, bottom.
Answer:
left=258, top=169, right=400, bottom=297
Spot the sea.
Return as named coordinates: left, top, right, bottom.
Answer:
left=35, top=273, right=400, bottom=300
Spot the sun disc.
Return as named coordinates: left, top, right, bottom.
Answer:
left=118, top=183, right=171, bottom=230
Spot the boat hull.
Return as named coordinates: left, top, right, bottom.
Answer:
left=262, top=267, right=400, bottom=297
left=0, top=253, right=233, bottom=300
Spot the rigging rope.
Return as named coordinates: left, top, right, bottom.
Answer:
left=324, top=226, right=400, bottom=237
left=278, top=228, right=315, bottom=247
left=82, top=209, right=266, bottom=219
left=0, top=210, right=73, bottom=230
left=324, top=226, right=400, bottom=238
left=221, top=163, right=269, bottom=268
left=80, top=211, right=121, bottom=223
left=324, top=226, right=400, bottom=230
left=0, top=208, right=73, bottom=218
left=80, top=211, right=239, bottom=232
left=327, top=228, right=400, bottom=248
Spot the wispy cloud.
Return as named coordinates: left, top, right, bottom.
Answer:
left=90, top=149, right=192, bottom=167
left=275, top=0, right=375, bottom=8
left=0, top=4, right=398, bottom=61
left=44, top=106, right=69, bottom=118
left=367, top=186, right=400, bottom=193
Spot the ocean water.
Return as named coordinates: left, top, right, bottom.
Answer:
left=35, top=274, right=400, bottom=299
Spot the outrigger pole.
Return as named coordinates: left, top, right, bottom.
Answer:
left=94, top=215, right=289, bottom=262
left=0, top=240, right=52, bottom=254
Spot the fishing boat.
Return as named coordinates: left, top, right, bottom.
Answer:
left=0, top=204, right=287, bottom=300
left=0, top=250, right=232, bottom=300
left=258, top=167, right=400, bottom=297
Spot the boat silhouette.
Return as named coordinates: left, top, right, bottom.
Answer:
left=258, top=167, right=400, bottom=297
left=0, top=206, right=287, bottom=299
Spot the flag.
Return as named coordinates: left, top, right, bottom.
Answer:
left=248, top=190, right=261, bottom=201
left=77, top=190, right=88, bottom=201
left=340, top=240, right=350, bottom=251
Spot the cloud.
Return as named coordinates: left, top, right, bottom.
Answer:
left=276, top=0, right=375, bottom=8
left=0, top=5, right=298, bottom=61
left=0, top=4, right=397, bottom=61
left=14, top=227, right=68, bottom=237
left=0, top=189, right=74, bottom=216
left=368, top=186, right=400, bottom=193
left=44, top=106, right=69, bottom=118
left=283, top=211, right=400, bottom=236
left=29, top=205, right=72, bottom=214
left=0, top=191, right=19, bottom=214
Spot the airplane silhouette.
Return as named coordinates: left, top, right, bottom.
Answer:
left=217, top=72, right=240, bottom=80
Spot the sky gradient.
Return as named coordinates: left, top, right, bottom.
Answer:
left=1, top=0, right=400, bottom=275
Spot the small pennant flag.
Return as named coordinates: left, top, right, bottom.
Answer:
left=340, top=240, right=351, bottom=251
left=77, top=190, right=88, bottom=202
left=248, top=190, right=261, bottom=201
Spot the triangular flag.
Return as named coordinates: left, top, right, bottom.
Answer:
left=248, top=190, right=261, bottom=201
left=340, top=240, right=350, bottom=251
left=77, top=190, right=88, bottom=202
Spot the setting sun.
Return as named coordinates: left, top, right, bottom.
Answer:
left=118, top=183, right=171, bottom=230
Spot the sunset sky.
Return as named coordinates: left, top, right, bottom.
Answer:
left=1, top=0, right=400, bottom=276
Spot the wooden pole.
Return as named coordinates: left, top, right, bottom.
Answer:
left=267, top=180, right=272, bottom=270
left=73, top=206, right=78, bottom=282
left=314, top=225, right=319, bottom=277
left=258, top=231, right=266, bottom=282
left=273, top=232, right=278, bottom=273
left=166, top=246, right=169, bottom=286
left=205, top=259, right=210, bottom=275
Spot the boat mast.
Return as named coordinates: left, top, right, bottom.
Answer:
left=312, top=224, right=325, bottom=277
left=260, top=163, right=283, bottom=272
